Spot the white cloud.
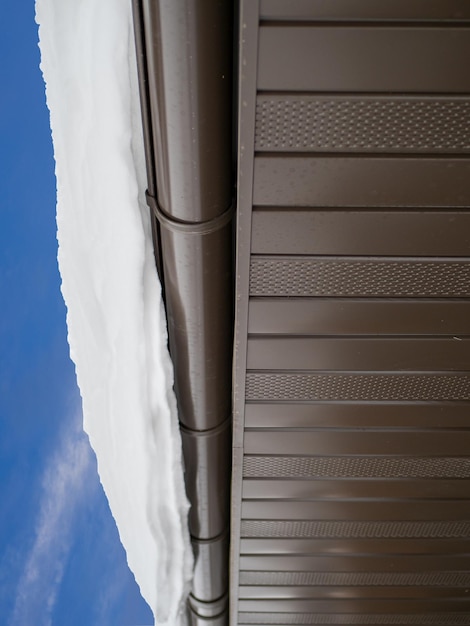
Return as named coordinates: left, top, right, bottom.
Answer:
left=10, top=412, right=96, bottom=626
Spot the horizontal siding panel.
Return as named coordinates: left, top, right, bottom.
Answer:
left=258, top=27, right=470, bottom=92
left=238, top=597, right=470, bottom=613
left=239, top=553, right=470, bottom=572
left=239, top=538, right=470, bottom=556
left=242, top=479, right=470, bottom=500
left=238, top=584, right=470, bottom=599
left=240, top=519, right=470, bottom=539
left=238, top=570, right=470, bottom=587
left=244, top=403, right=470, bottom=429
left=242, top=456, right=470, bottom=479
left=246, top=337, right=470, bottom=371
left=248, top=299, right=470, bottom=336
left=235, top=5, right=470, bottom=620
left=259, top=0, right=470, bottom=21
left=253, top=157, right=470, bottom=208
left=251, top=210, right=470, bottom=255
left=243, top=430, right=470, bottom=456
left=245, top=372, right=470, bottom=402
left=249, top=258, right=470, bottom=298
left=255, top=96, right=470, bottom=154
left=238, top=612, right=470, bottom=625
left=241, top=500, right=470, bottom=521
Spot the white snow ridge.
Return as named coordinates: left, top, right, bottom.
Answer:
left=36, top=0, right=193, bottom=623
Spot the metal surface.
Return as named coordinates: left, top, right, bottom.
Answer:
left=133, top=1, right=233, bottom=621
left=255, top=96, right=470, bottom=153
left=135, top=0, right=470, bottom=621
left=247, top=337, right=470, bottom=370
left=192, top=533, right=229, bottom=603
left=238, top=614, right=470, bottom=625
left=239, top=553, right=470, bottom=571
left=181, top=420, right=231, bottom=540
left=243, top=455, right=470, bottom=479
left=249, top=257, right=470, bottom=298
left=131, top=0, right=164, bottom=284
left=259, top=0, right=470, bottom=21
left=243, top=402, right=470, bottom=429
left=238, top=598, right=470, bottom=613
left=240, top=520, right=470, bottom=539
left=242, top=481, right=470, bottom=500
left=251, top=210, right=470, bottom=256
left=188, top=609, right=227, bottom=626
left=253, top=157, right=470, bottom=208
left=248, top=299, right=470, bottom=335
left=189, top=609, right=228, bottom=626
left=245, top=372, right=470, bottom=402
left=159, top=220, right=233, bottom=432
left=258, top=27, right=470, bottom=93
left=238, top=584, right=470, bottom=598
left=243, top=430, right=470, bottom=456
left=232, top=1, right=470, bottom=623
left=189, top=593, right=229, bottom=621
left=141, top=0, right=232, bottom=222
left=238, top=570, right=470, bottom=586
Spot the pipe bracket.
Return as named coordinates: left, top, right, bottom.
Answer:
left=146, top=191, right=234, bottom=235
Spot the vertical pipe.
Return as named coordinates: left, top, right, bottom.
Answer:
left=141, top=0, right=233, bottom=222
left=133, top=1, right=234, bottom=622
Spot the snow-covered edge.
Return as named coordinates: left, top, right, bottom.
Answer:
left=35, top=0, right=193, bottom=623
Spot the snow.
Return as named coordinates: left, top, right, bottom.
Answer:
left=35, top=0, right=193, bottom=623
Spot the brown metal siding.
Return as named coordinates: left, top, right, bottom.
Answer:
left=257, top=27, right=470, bottom=93
left=255, top=96, right=470, bottom=154
left=251, top=211, right=470, bottom=256
left=259, top=0, right=470, bottom=22
left=253, top=158, right=470, bottom=207
left=248, top=300, right=470, bottom=335
left=232, top=1, right=470, bottom=624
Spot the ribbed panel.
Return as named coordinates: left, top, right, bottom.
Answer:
left=255, top=97, right=470, bottom=153
left=239, top=570, right=470, bottom=587
left=245, top=373, right=470, bottom=402
left=238, top=613, right=470, bottom=625
left=243, top=456, right=470, bottom=479
left=240, top=520, right=470, bottom=539
left=233, top=3, right=470, bottom=623
left=249, top=258, right=470, bottom=298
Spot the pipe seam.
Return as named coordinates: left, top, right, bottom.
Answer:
left=146, top=191, right=234, bottom=235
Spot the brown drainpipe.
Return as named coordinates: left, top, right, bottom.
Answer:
left=132, top=1, right=233, bottom=623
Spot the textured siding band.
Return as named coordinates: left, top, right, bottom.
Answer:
left=239, top=570, right=470, bottom=587
left=243, top=456, right=470, bottom=479
left=245, top=373, right=470, bottom=402
left=249, top=258, right=470, bottom=298
left=255, top=96, right=470, bottom=153
left=240, top=520, right=470, bottom=539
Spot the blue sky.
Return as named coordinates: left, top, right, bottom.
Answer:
left=0, top=2, right=154, bottom=624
